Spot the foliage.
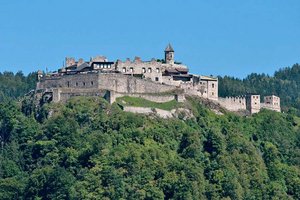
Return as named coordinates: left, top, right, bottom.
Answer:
left=0, top=96, right=299, bottom=199
left=0, top=71, right=37, bottom=102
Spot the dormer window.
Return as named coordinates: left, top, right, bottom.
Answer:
left=156, top=68, right=159, bottom=73
left=130, top=67, right=134, bottom=72
left=122, top=67, right=126, bottom=73
left=148, top=68, right=152, bottom=73
left=142, top=68, right=146, bottom=73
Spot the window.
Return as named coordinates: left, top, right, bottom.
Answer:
left=155, top=77, right=159, bottom=81
left=83, top=82, right=86, bottom=86
left=67, top=81, right=70, bottom=87
left=212, top=83, right=215, bottom=88
left=142, top=68, right=146, bottom=73
left=156, top=68, right=159, bottom=73
left=76, top=82, right=78, bottom=86
left=212, top=92, right=214, bottom=96
left=122, top=67, right=126, bottom=73
left=148, top=68, right=152, bottom=73
left=100, top=64, right=104, bottom=68
left=91, top=81, right=94, bottom=86
left=130, top=67, right=133, bottom=72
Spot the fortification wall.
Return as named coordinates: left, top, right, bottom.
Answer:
left=218, top=97, right=246, bottom=111
left=51, top=88, right=108, bottom=103
left=37, top=73, right=99, bottom=90
left=97, top=73, right=176, bottom=93
left=38, top=73, right=176, bottom=94
left=261, top=103, right=281, bottom=112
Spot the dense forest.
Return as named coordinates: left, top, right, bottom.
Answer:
left=0, top=71, right=37, bottom=102
left=0, top=65, right=299, bottom=199
left=0, top=96, right=300, bottom=199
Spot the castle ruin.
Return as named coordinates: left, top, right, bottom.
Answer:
left=36, top=44, right=280, bottom=114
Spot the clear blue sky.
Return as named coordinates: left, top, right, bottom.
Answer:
left=0, top=0, right=299, bottom=78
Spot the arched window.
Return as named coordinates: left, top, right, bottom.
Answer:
left=122, top=67, right=126, bottom=73
left=148, top=68, right=152, bottom=73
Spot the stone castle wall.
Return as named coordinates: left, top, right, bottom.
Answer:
left=115, top=58, right=188, bottom=83
left=218, top=97, right=246, bottom=111
left=261, top=103, right=281, bottom=112
left=52, top=88, right=108, bottom=103
left=37, top=73, right=99, bottom=90
left=37, top=73, right=176, bottom=94
left=37, top=72, right=181, bottom=103
left=97, top=73, right=176, bottom=93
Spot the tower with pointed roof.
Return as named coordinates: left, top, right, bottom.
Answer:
left=165, top=44, right=174, bottom=64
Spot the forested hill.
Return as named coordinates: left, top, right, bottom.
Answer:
left=0, top=97, right=300, bottom=199
left=218, top=63, right=300, bottom=111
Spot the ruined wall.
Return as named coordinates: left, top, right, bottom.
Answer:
left=38, top=73, right=178, bottom=103
left=115, top=58, right=188, bottom=83
left=261, top=103, right=281, bottom=112
left=218, top=97, right=246, bottom=111
left=58, top=88, right=107, bottom=103
left=37, top=73, right=99, bottom=90
left=97, top=73, right=176, bottom=94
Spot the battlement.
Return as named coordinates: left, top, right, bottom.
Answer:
left=218, top=96, right=246, bottom=111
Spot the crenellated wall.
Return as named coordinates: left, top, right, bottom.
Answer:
left=218, top=96, right=246, bottom=111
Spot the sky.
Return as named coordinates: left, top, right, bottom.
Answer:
left=0, top=0, right=299, bottom=78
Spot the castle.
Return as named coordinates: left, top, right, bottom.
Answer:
left=36, top=44, right=280, bottom=114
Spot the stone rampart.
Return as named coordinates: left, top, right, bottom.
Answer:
left=218, top=96, right=246, bottom=111
left=51, top=88, right=108, bottom=103
left=97, top=73, right=176, bottom=93
left=261, top=103, right=281, bottom=112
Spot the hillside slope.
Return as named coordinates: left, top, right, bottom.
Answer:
left=0, top=96, right=299, bottom=199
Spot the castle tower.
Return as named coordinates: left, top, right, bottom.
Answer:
left=165, top=44, right=174, bottom=64
left=263, top=95, right=281, bottom=112
left=246, top=94, right=261, bottom=114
